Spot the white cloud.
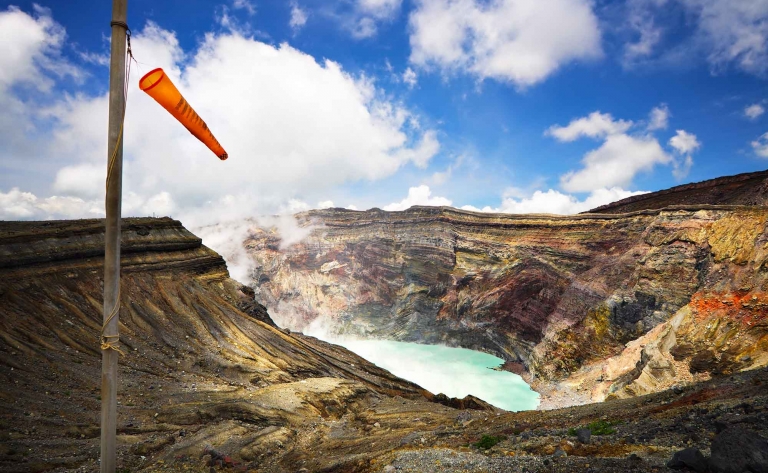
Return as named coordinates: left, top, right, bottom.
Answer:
left=142, top=191, right=177, bottom=216
left=672, top=155, right=694, bottom=180
left=0, top=16, right=439, bottom=226
left=352, top=17, right=378, bottom=38
left=79, top=51, right=109, bottom=67
left=290, top=2, right=308, bottom=31
left=337, top=0, right=403, bottom=39
left=647, top=104, right=670, bottom=130
left=669, top=129, right=701, bottom=154
left=560, top=134, right=672, bottom=192
left=745, top=103, right=765, bottom=120
left=549, top=107, right=697, bottom=191
left=546, top=112, right=633, bottom=142
left=462, top=187, right=648, bottom=215
left=402, top=67, right=418, bottom=88
left=501, top=187, right=648, bottom=214
left=0, top=188, right=101, bottom=220
left=317, top=200, right=335, bottom=208
left=427, top=154, right=465, bottom=186
left=752, top=132, right=768, bottom=158
left=408, top=0, right=602, bottom=87
left=624, top=20, right=662, bottom=63
left=383, top=185, right=452, bottom=211
left=395, top=130, right=440, bottom=168
left=680, top=0, right=768, bottom=76
left=620, top=0, right=768, bottom=77
left=622, top=0, right=667, bottom=66
left=624, top=27, right=660, bottom=61
left=0, top=5, right=87, bottom=191
left=359, top=0, right=403, bottom=18
left=232, top=0, right=256, bottom=15
left=0, top=5, right=80, bottom=91
left=667, top=130, right=700, bottom=180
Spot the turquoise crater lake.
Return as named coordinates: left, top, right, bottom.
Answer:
left=333, top=339, right=539, bottom=412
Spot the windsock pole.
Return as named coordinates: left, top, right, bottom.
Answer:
left=102, top=0, right=127, bottom=471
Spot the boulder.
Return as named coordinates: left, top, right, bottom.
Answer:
left=709, top=427, right=768, bottom=473
left=666, top=447, right=708, bottom=472
left=576, top=428, right=591, bottom=444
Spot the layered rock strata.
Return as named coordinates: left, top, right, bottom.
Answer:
left=245, top=205, right=768, bottom=406
left=1, top=218, right=767, bottom=472
left=0, top=218, right=430, bottom=472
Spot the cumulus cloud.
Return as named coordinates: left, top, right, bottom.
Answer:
left=0, top=5, right=80, bottom=91
left=383, top=185, right=452, bottom=211
left=461, top=187, right=648, bottom=215
left=0, top=188, right=102, bottom=220
left=546, top=112, right=633, bottom=142
left=0, top=7, right=444, bottom=275
left=408, top=0, right=602, bottom=87
left=669, top=129, right=701, bottom=155
left=548, top=106, right=700, bottom=191
left=752, top=132, right=768, bottom=158
left=0, top=12, right=439, bottom=224
left=745, top=103, right=765, bottom=120
left=668, top=129, right=700, bottom=180
left=560, top=134, right=671, bottom=192
left=0, top=5, right=84, bottom=189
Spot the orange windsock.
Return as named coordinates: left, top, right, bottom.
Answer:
left=139, top=68, right=228, bottom=160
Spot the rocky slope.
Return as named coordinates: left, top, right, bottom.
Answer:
left=0, top=218, right=433, bottom=472
left=588, top=169, right=768, bottom=214
left=244, top=204, right=768, bottom=407
left=1, top=217, right=767, bottom=473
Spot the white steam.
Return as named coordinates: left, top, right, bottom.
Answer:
left=194, top=214, right=318, bottom=284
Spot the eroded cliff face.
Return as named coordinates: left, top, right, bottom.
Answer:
left=3, top=218, right=768, bottom=473
left=0, top=218, right=434, bottom=472
left=245, top=205, right=768, bottom=406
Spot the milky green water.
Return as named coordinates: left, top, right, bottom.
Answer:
left=335, top=339, right=539, bottom=412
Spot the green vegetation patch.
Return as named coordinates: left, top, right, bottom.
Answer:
left=473, top=434, right=507, bottom=450
left=567, top=419, right=619, bottom=436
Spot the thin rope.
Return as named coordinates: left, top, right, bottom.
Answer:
left=101, top=26, right=133, bottom=355
left=100, top=287, right=124, bottom=355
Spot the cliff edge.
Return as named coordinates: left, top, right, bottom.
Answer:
left=1, top=217, right=767, bottom=472
left=246, top=204, right=768, bottom=408
left=588, top=169, right=768, bottom=214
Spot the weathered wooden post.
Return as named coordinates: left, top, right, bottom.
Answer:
left=102, top=0, right=128, bottom=471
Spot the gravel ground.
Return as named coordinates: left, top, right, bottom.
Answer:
left=380, top=448, right=667, bottom=473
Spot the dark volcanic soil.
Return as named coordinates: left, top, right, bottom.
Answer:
left=588, top=169, right=768, bottom=214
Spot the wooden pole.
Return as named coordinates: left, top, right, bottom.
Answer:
left=102, top=0, right=127, bottom=471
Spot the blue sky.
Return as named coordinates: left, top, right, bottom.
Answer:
left=1, top=0, right=768, bottom=224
